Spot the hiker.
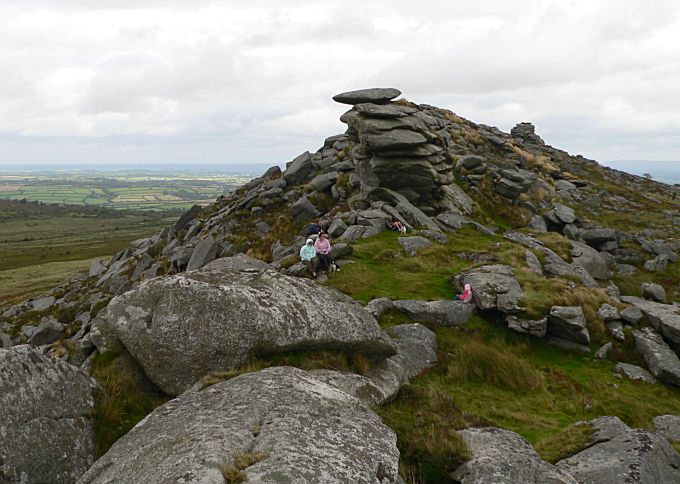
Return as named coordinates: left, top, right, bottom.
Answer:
left=299, top=238, right=318, bottom=277
left=314, top=232, right=335, bottom=272
left=306, top=219, right=322, bottom=240
left=455, top=283, right=473, bottom=303
left=388, top=218, right=407, bottom=234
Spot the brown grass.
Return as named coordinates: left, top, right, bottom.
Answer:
left=448, top=339, right=544, bottom=392
left=220, top=452, right=268, bottom=483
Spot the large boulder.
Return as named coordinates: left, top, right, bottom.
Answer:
left=398, top=236, right=432, bottom=256
left=570, top=241, right=611, bottom=280
left=333, top=87, right=401, bottom=105
left=91, top=257, right=396, bottom=395
left=453, top=265, right=523, bottom=314
left=654, top=415, right=680, bottom=442
left=30, top=295, right=56, bottom=312
left=290, top=196, right=321, bottom=223
left=28, top=316, right=65, bottom=346
left=548, top=306, right=590, bottom=345
left=283, top=151, right=313, bottom=186
left=581, top=228, right=617, bottom=249
left=642, top=282, right=667, bottom=303
left=633, top=327, right=680, bottom=387
left=392, top=299, right=476, bottom=326
left=186, top=234, right=218, bottom=271
left=556, top=416, right=680, bottom=483
left=79, top=367, right=400, bottom=483
left=452, top=427, right=577, bottom=483
left=621, top=296, right=680, bottom=346
left=1, top=345, right=97, bottom=483
left=545, top=203, right=576, bottom=225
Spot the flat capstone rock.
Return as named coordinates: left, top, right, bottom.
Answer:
left=333, top=88, right=402, bottom=105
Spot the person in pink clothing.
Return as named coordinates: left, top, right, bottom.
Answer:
left=314, top=232, right=334, bottom=272
left=455, top=283, right=473, bottom=303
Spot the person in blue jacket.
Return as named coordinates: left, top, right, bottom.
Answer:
left=299, top=238, right=318, bottom=277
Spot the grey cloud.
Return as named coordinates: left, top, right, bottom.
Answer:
left=1, top=0, right=680, bottom=165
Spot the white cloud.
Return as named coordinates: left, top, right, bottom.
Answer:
left=1, top=0, right=680, bottom=166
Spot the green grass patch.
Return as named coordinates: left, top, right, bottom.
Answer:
left=91, top=350, right=169, bottom=456
left=534, top=422, right=593, bottom=463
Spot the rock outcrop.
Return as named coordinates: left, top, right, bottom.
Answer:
left=633, top=327, right=680, bottom=387
left=1, top=345, right=98, bottom=483
left=452, top=427, right=577, bottom=483
left=556, top=416, right=680, bottom=483
left=622, top=296, right=680, bottom=347
left=91, top=255, right=396, bottom=395
left=452, top=264, right=523, bottom=314
left=79, top=367, right=400, bottom=483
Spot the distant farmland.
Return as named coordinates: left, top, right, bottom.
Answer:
left=0, top=170, right=254, bottom=211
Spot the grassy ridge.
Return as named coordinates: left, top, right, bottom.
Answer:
left=326, top=229, right=680, bottom=483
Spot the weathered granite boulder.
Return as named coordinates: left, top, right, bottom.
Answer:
left=606, top=320, right=626, bottom=342
left=581, top=228, right=617, bottom=249
left=28, top=316, right=65, bottom=346
left=398, top=235, right=432, bottom=256
left=556, top=416, right=680, bottom=483
left=366, top=297, right=396, bottom=318
left=545, top=203, right=576, bottom=225
left=547, top=306, right=590, bottom=345
left=186, top=234, right=218, bottom=272
left=290, top=196, right=321, bottom=223
left=392, top=299, right=476, bottom=326
left=31, top=295, right=56, bottom=312
left=570, top=241, right=611, bottom=280
left=453, top=265, right=523, bottom=314
left=654, top=415, right=680, bottom=441
left=452, top=427, right=577, bottom=483
left=89, top=260, right=107, bottom=277
left=615, top=362, right=657, bottom=383
left=333, top=87, right=402, bottom=105
left=622, top=296, right=680, bottom=346
left=595, top=342, right=612, bottom=359
left=312, top=323, right=437, bottom=406
left=597, top=303, right=620, bottom=322
left=642, top=282, right=667, bottom=303
left=283, top=151, right=313, bottom=186
left=79, top=367, right=400, bottom=483
left=506, top=315, right=547, bottom=337
left=91, top=257, right=396, bottom=395
left=638, top=238, right=679, bottom=263
left=634, top=327, right=680, bottom=387
left=0, top=332, right=12, bottom=348
left=1, top=345, right=97, bottom=483
left=644, top=255, right=670, bottom=273
left=620, top=305, right=644, bottom=325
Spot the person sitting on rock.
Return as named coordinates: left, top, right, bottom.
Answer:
left=387, top=218, right=407, bottom=234
left=299, top=238, right=318, bottom=277
left=306, top=220, right=321, bottom=240
left=455, top=284, right=473, bottom=303
left=314, top=232, right=335, bottom=272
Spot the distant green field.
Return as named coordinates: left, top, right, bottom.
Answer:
left=0, top=199, right=176, bottom=306
left=0, top=170, right=253, bottom=211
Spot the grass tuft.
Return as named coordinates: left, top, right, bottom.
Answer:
left=220, top=452, right=268, bottom=483
left=448, top=338, right=544, bottom=392
left=91, top=350, right=169, bottom=456
left=535, top=422, right=593, bottom=463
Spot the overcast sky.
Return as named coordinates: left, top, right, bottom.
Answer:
left=1, top=0, right=680, bottom=168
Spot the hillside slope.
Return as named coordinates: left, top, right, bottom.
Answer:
left=2, top=88, right=680, bottom=483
